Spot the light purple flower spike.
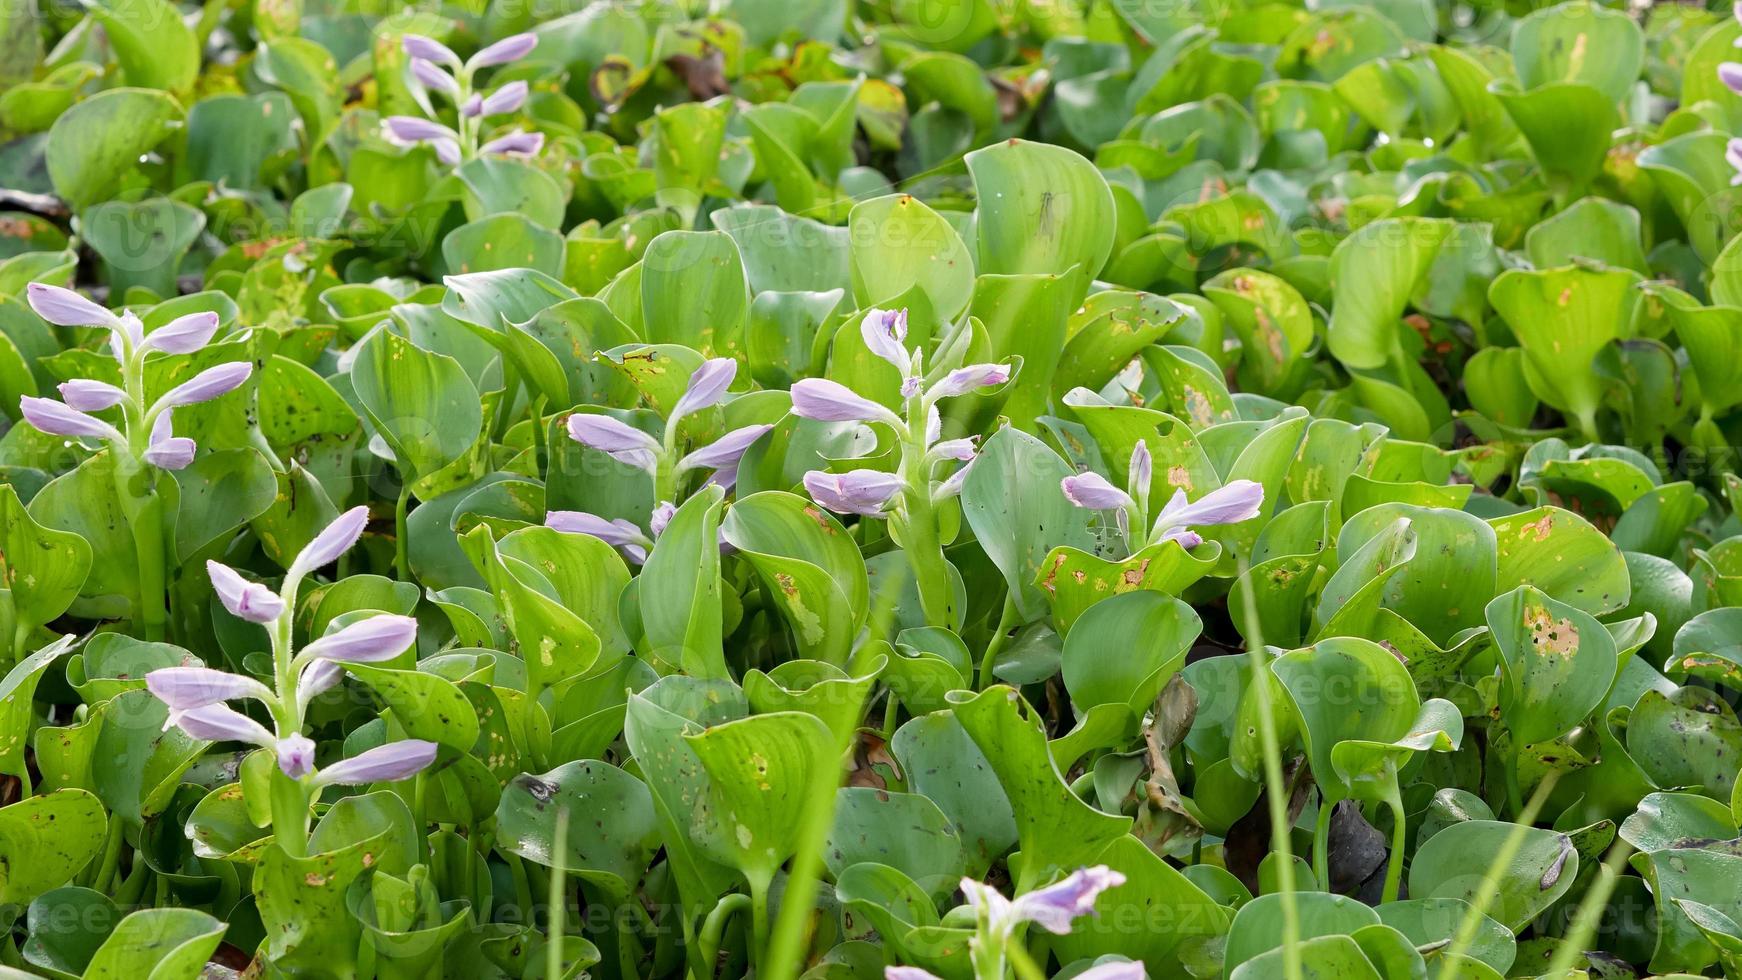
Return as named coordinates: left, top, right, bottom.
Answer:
left=567, top=413, right=660, bottom=469
left=803, top=470, right=903, bottom=517
left=156, top=361, right=252, bottom=409
left=301, top=614, right=417, bottom=663
left=146, top=666, right=272, bottom=711
left=19, top=396, right=122, bottom=442
left=289, top=505, right=371, bottom=579
left=410, top=58, right=461, bottom=98
left=402, top=34, right=460, bottom=68
left=790, top=378, right=902, bottom=426
left=311, top=739, right=438, bottom=787
left=277, top=734, right=316, bottom=779
left=207, top=560, right=285, bottom=624
left=143, top=411, right=195, bottom=470
left=1009, top=866, right=1127, bottom=934
left=26, top=283, right=117, bottom=328
left=170, top=703, right=275, bottom=747
left=57, top=379, right=126, bottom=412
left=861, top=308, right=910, bottom=373
left=672, top=358, right=737, bottom=422
left=468, top=32, right=537, bottom=69
left=143, top=311, right=222, bottom=354
left=928, top=362, right=1011, bottom=399
left=1061, top=471, right=1135, bottom=512
left=1723, top=62, right=1742, bottom=97
left=479, top=80, right=529, bottom=116
left=679, top=424, right=771, bottom=473
left=480, top=130, right=544, bottom=156
left=1149, top=479, right=1264, bottom=546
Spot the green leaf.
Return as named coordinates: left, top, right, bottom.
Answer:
left=351, top=328, right=483, bottom=481
left=46, top=89, right=183, bottom=210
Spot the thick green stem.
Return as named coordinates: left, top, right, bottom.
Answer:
left=269, top=769, right=312, bottom=857
left=1381, top=780, right=1406, bottom=905
left=696, top=894, right=749, bottom=980
left=899, top=402, right=953, bottom=629
left=1313, top=795, right=1333, bottom=892
left=747, top=875, right=772, bottom=973
left=395, top=481, right=412, bottom=583
left=116, top=467, right=169, bottom=643
left=976, top=592, right=1019, bottom=689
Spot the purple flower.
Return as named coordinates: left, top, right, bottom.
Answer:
left=384, top=116, right=458, bottom=144
left=650, top=501, right=677, bottom=538
left=927, top=437, right=978, bottom=463
left=142, top=311, right=221, bottom=354
left=467, top=32, right=537, bottom=69
left=57, top=379, right=126, bottom=412
left=1730, top=138, right=1742, bottom=186
left=1129, top=442, right=1152, bottom=497
left=567, top=412, right=660, bottom=469
left=169, top=703, right=275, bottom=747
left=402, top=34, right=460, bottom=68
left=277, top=734, right=316, bottom=779
left=1149, top=479, right=1264, bottom=546
left=790, top=378, right=901, bottom=426
left=480, top=130, right=544, bottom=156
left=679, top=424, right=771, bottom=473
left=311, top=739, right=438, bottom=788
left=933, top=459, right=974, bottom=502
left=207, top=560, right=285, bottom=624
left=479, top=80, right=529, bottom=116
left=26, top=283, right=118, bottom=329
left=296, top=660, right=344, bottom=715
left=546, top=510, right=652, bottom=562
left=289, top=505, right=371, bottom=579
left=1076, top=962, right=1145, bottom=980
left=861, top=308, right=910, bottom=373
left=142, top=411, right=195, bottom=470
left=1723, top=62, right=1742, bottom=97
left=885, top=970, right=940, bottom=980
left=671, top=358, right=737, bottom=423
left=146, top=666, right=272, bottom=711
left=301, top=614, right=417, bottom=664
left=803, top=469, right=903, bottom=517
left=19, top=396, right=123, bottom=442
left=927, top=362, right=1011, bottom=399
left=155, top=361, right=251, bottom=409
left=1061, top=471, right=1135, bottom=512
left=460, top=93, right=484, bottom=118
left=1009, top=866, right=1126, bottom=934
left=411, top=58, right=461, bottom=98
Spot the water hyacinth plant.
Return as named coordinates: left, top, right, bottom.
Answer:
left=10, top=0, right=1742, bottom=976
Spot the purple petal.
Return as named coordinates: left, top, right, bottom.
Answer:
left=142, top=411, right=195, bottom=470
left=546, top=510, right=650, bottom=548
left=479, top=130, right=544, bottom=156
left=146, top=666, right=271, bottom=711
left=19, top=396, right=122, bottom=441
left=112, top=312, right=145, bottom=359
left=933, top=458, right=974, bottom=501
left=567, top=412, right=661, bottom=458
left=384, top=115, right=458, bottom=144
left=802, top=469, right=903, bottom=517
left=302, top=614, right=417, bottom=663
left=169, top=703, right=275, bottom=747
left=1159, top=528, right=1203, bottom=550
left=650, top=501, right=677, bottom=539
left=790, top=378, right=900, bottom=425
left=959, top=877, right=1015, bottom=927
left=277, top=734, right=316, bottom=779
left=860, top=308, right=910, bottom=373
left=402, top=34, right=460, bottom=68
left=410, top=58, right=461, bottom=98
left=1128, top=442, right=1152, bottom=496
left=1723, top=62, right=1742, bottom=97
left=155, top=361, right=251, bottom=409
left=312, top=739, right=438, bottom=787
left=1730, top=139, right=1742, bottom=185
left=467, top=32, right=537, bottom=69
left=678, top=423, right=771, bottom=473
left=26, top=282, right=117, bottom=328
left=1075, top=963, right=1146, bottom=980
left=671, top=358, right=737, bottom=422
left=927, top=437, right=977, bottom=463
left=207, top=560, right=285, bottom=624
left=57, top=379, right=126, bottom=412
left=1061, top=471, right=1135, bottom=512
left=926, top=362, right=1011, bottom=399
left=1010, top=865, right=1127, bottom=935
left=885, top=969, right=944, bottom=980
left=289, top=505, right=371, bottom=578
left=297, top=659, right=344, bottom=715
left=479, top=80, right=529, bottom=116
left=431, top=138, right=461, bottom=167
left=1153, top=479, right=1265, bottom=536
left=460, top=93, right=484, bottom=118
left=142, top=311, right=221, bottom=354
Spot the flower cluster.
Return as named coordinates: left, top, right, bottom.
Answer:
left=884, top=866, right=1142, bottom=980
left=384, top=33, right=543, bottom=165
left=548, top=357, right=767, bottom=562
left=1061, top=440, right=1264, bottom=553
left=22, top=284, right=251, bottom=470
left=792, top=308, right=1004, bottom=518
left=144, top=508, right=435, bottom=799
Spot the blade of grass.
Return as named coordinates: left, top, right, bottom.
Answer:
left=1432, top=772, right=1562, bottom=980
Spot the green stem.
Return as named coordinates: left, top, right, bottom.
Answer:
left=118, top=471, right=169, bottom=643
left=697, top=893, right=749, bottom=979
left=545, top=808, right=569, bottom=980
left=1313, top=795, right=1333, bottom=892
left=268, top=769, right=311, bottom=857
left=1381, top=780, right=1406, bottom=905
left=748, top=875, right=772, bottom=973
left=976, top=592, right=1019, bottom=689
left=91, top=812, right=125, bottom=893
left=395, top=481, right=412, bottom=583
left=900, top=401, right=953, bottom=629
